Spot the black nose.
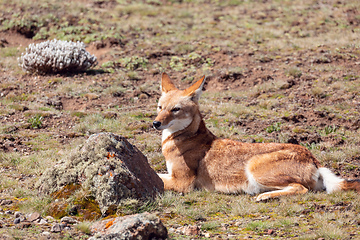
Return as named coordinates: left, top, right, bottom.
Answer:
left=153, top=121, right=161, bottom=129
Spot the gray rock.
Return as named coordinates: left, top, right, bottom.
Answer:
left=28, top=212, right=41, bottom=222
left=89, top=212, right=167, bottom=240
left=60, top=216, right=78, bottom=224
left=1, top=200, right=13, bottom=206
left=19, top=215, right=26, bottom=222
left=14, top=211, right=22, bottom=218
left=36, top=133, right=164, bottom=215
left=39, top=219, right=48, bottom=225
left=14, top=218, right=21, bottom=224
left=51, top=223, right=62, bottom=233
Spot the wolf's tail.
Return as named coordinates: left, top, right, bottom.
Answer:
left=318, top=167, right=360, bottom=193
left=340, top=179, right=360, bottom=192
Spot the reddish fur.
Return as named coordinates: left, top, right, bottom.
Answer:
left=154, top=73, right=360, bottom=200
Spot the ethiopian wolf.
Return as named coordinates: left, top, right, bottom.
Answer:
left=153, top=73, right=360, bottom=201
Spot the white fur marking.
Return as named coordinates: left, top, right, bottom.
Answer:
left=317, top=167, right=344, bottom=193
left=166, top=161, right=173, bottom=176
left=244, top=166, right=264, bottom=194
left=161, top=117, right=192, bottom=142
left=158, top=173, right=172, bottom=181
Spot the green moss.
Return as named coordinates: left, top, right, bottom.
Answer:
left=75, top=196, right=102, bottom=221
left=51, top=184, right=81, bottom=199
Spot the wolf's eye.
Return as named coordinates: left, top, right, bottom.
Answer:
left=171, top=107, right=180, bottom=112
left=158, top=106, right=162, bottom=110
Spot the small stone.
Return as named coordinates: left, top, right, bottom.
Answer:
left=42, top=231, right=51, bottom=235
left=33, top=219, right=41, bottom=224
left=28, top=212, right=41, bottom=222
left=17, top=221, right=32, bottom=229
left=1, top=200, right=13, bottom=206
left=60, top=216, right=78, bottom=224
left=183, top=225, right=200, bottom=236
left=90, top=212, right=167, bottom=239
left=39, top=219, right=48, bottom=225
left=5, top=210, right=13, bottom=214
left=14, top=212, right=22, bottom=218
left=139, top=93, right=148, bottom=100
left=204, top=233, right=211, bottom=238
left=19, top=215, right=26, bottom=222
left=60, top=223, right=67, bottom=230
left=51, top=223, right=62, bottom=233
left=14, top=218, right=21, bottom=224
left=267, top=229, right=275, bottom=235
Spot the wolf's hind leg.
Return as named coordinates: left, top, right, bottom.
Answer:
left=255, top=183, right=308, bottom=202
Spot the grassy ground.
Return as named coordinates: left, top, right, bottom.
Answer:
left=0, top=0, right=360, bottom=239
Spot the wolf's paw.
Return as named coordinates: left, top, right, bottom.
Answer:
left=255, top=193, right=279, bottom=202
left=255, top=193, right=270, bottom=202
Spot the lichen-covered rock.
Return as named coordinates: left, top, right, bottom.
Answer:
left=89, top=212, right=167, bottom=240
left=36, top=133, right=164, bottom=214
left=18, top=39, right=97, bottom=74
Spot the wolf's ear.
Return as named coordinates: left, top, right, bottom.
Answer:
left=184, top=75, right=206, bottom=102
left=161, top=73, right=177, bottom=93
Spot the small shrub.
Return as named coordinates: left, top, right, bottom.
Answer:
left=18, top=39, right=97, bottom=74
left=201, top=221, right=219, bottom=231
left=323, top=125, right=338, bottom=135
left=75, top=221, right=92, bottom=235
left=265, top=122, right=281, bottom=133
left=311, top=86, right=327, bottom=98
left=28, top=115, right=43, bottom=129
left=286, top=67, right=302, bottom=78
left=300, top=142, right=319, bottom=150
left=119, top=56, right=148, bottom=71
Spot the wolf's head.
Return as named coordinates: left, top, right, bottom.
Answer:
left=153, top=73, right=206, bottom=138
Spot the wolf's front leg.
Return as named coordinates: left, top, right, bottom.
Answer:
left=158, top=173, right=195, bottom=193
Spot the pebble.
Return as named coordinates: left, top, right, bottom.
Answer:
left=19, top=215, right=26, bottom=222
left=14, top=218, right=21, bottom=224
left=0, top=200, right=13, bottom=205
left=60, top=223, right=68, bottom=229
left=51, top=223, right=62, bottom=233
left=61, top=216, right=78, bottom=224
left=42, top=231, right=51, bottom=235
left=5, top=210, right=13, bottom=215
left=28, top=212, right=41, bottom=222
left=14, top=211, right=22, bottom=218
left=183, top=225, right=200, bottom=236
left=39, top=219, right=48, bottom=225
left=17, top=221, right=32, bottom=229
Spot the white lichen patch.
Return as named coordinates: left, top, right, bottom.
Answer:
left=18, top=39, right=97, bottom=74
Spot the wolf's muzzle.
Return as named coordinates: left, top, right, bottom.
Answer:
left=153, top=121, right=161, bottom=129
